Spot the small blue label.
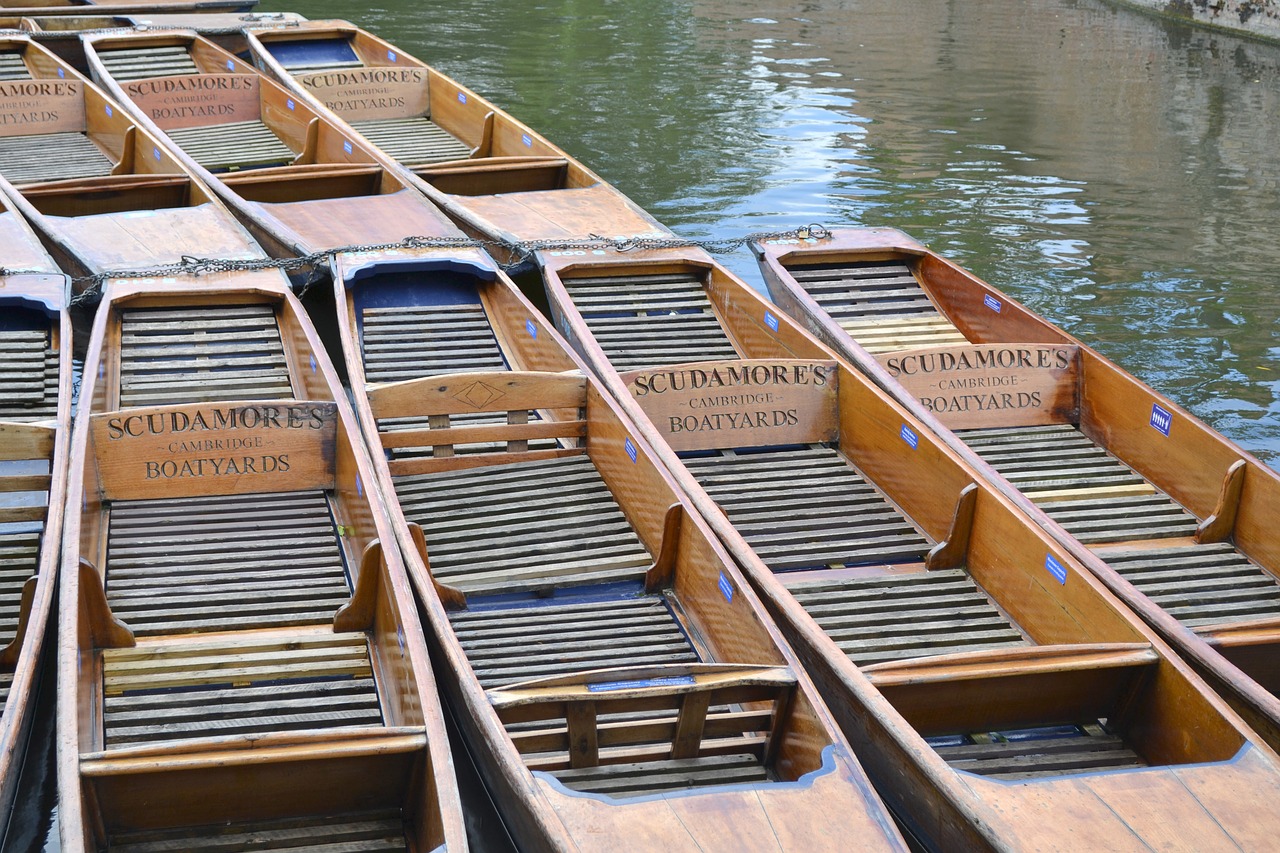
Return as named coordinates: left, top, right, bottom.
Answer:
left=1150, top=403, right=1172, bottom=436
left=624, top=437, right=638, bottom=462
left=153, top=147, right=161, bottom=160
left=57, top=68, right=65, bottom=79
left=1045, top=554, right=1068, bottom=584
left=900, top=424, right=918, bottom=449
left=343, top=140, right=353, bottom=154
left=388, top=50, right=397, bottom=62
left=764, top=311, right=779, bottom=332
left=105, top=105, right=112, bottom=117
left=356, top=474, right=363, bottom=496
left=287, top=98, right=295, bottom=111
left=525, top=318, right=537, bottom=338
left=226, top=59, right=234, bottom=71
left=309, top=354, right=317, bottom=373
left=522, top=133, right=532, bottom=147
left=718, top=571, right=735, bottom=601
left=457, top=92, right=467, bottom=104
left=983, top=293, right=1002, bottom=312
left=587, top=675, right=696, bottom=693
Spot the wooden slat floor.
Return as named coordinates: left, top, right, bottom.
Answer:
left=394, top=454, right=651, bottom=595
left=105, top=491, right=351, bottom=637
left=1101, top=542, right=1280, bottom=629
left=350, top=116, right=471, bottom=166
left=361, top=302, right=506, bottom=383
left=118, top=304, right=294, bottom=408
left=0, top=328, right=58, bottom=421
left=563, top=273, right=740, bottom=371
left=681, top=446, right=931, bottom=571
left=0, top=131, right=115, bottom=185
left=785, top=569, right=1028, bottom=667
left=0, top=529, right=42, bottom=714
left=0, top=52, right=30, bottom=81
left=786, top=261, right=968, bottom=353
left=956, top=423, right=1198, bottom=544
left=166, top=120, right=296, bottom=173
left=930, top=723, right=1146, bottom=779
left=108, top=810, right=408, bottom=853
left=96, top=45, right=200, bottom=81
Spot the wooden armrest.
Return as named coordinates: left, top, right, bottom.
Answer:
left=1197, top=458, right=1246, bottom=544
left=0, top=576, right=37, bottom=668
left=925, top=482, right=976, bottom=570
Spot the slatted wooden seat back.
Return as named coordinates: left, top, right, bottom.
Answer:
left=361, top=302, right=507, bottom=383
left=787, top=260, right=968, bottom=353
left=956, top=423, right=1197, bottom=544
left=489, top=663, right=795, bottom=797
left=117, top=304, right=295, bottom=408
left=95, top=45, right=200, bottom=81
left=0, top=130, right=115, bottom=186
left=0, top=52, right=30, bottom=81
left=563, top=272, right=740, bottom=371
left=0, top=326, right=57, bottom=421
left=0, top=424, right=52, bottom=710
left=350, top=116, right=471, bottom=166
left=681, top=445, right=931, bottom=571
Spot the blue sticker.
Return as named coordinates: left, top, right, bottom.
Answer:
left=226, top=59, right=234, bottom=71
left=587, top=675, right=696, bottom=693
left=309, top=354, right=317, bottom=373
left=522, top=133, right=532, bottom=147
left=457, top=92, right=467, bottom=104
left=99, top=361, right=104, bottom=379
left=1150, top=403, right=1172, bottom=436
left=983, top=293, right=1002, bottom=312
left=1045, top=554, right=1068, bottom=585
left=356, top=474, right=363, bottom=496
left=624, top=437, right=638, bottom=462
left=764, top=311, right=779, bottom=332
left=525, top=318, right=537, bottom=338
left=397, top=626, right=405, bottom=653
left=343, top=140, right=352, bottom=154
left=287, top=98, right=295, bottom=111
left=105, top=105, right=112, bottom=117
left=900, top=424, right=918, bottom=449
left=153, top=147, right=161, bottom=160
left=718, top=571, right=735, bottom=601
left=388, top=50, right=397, bottom=62
left=57, top=68, right=65, bottom=79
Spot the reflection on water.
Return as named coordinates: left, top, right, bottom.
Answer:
left=263, top=0, right=1280, bottom=463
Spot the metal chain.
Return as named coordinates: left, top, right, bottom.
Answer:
left=0, top=225, right=830, bottom=308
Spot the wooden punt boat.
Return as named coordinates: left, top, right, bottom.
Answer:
left=0, top=35, right=268, bottom=288
left=57, top=271, right=467, bottom=851
left=242, top=21, right=669, bottom=260
left=16, top=12, right=306, bottom=70
left=0, top=0, right=256, bottom=21
left=751, top=227, right=1280, bottom=749
left=0, top=188, right=72, bottom=834
left=79, top=29, right=471, bottom=278
left=331, top=250, right=907, bottom=850
left=533, top=245, right=1280, bottom=850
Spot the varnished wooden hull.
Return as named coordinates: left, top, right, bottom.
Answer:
left=56, top=273, right=466, bottom=851
left=752, top=228, right=1280, bottom=750
left=0, top=194, right=72, bottom=836
left=533, top=245, right=1280, bottom=851
left=331, top=252, right=907, bottom=850
left=243, top=21, right=669, bottom=263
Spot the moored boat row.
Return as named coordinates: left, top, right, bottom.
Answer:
left=0, top=14, right=1276, bottom=852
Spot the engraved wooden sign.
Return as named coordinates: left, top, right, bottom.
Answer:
left=876, top=344, right=1080, bottom=429
left=91, top=400, right=338, bottom=500
left=0, top=79, right=86, bottom=136
left=622, top=359, right=839, bottom=452
left=123, top=74, right=262, bottom=130
left=297, top=67, right=430, bottom=120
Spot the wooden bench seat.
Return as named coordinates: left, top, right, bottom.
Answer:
left=166, top=120, right=297, bottom=173
left=787, top=260, right=968, bottom=352
left=930, top=723, right=1145, bottom=780
left=96, top=45, right=200, bottom=81
left=360, top=302, right=507, bottom=382
left=957, top=423, right=1198, bottom=543
left=0, top=52, right=30, bottom=81
left=0, top=131, right=115, bottom=186
left=118, top=304, right=294, bottom=408
left=350, top=116, right=472, bottom=166
left=394, top=454, right=650, bottom=595
left=107, top=811, right=408, bottom=853
left=564, top=272, right=740, bottom=370
left=105, top=491, right=351, bottom=636
left=101, top=630, right=381, bottom=749
left=785, top=568, right=1028, bottom=666
left=681, top=446, right=931, bottom=570
left=1099, top=542, right=1280, bottom=629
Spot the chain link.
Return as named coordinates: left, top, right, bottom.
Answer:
left=0, top=225, right=830, bottom=308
